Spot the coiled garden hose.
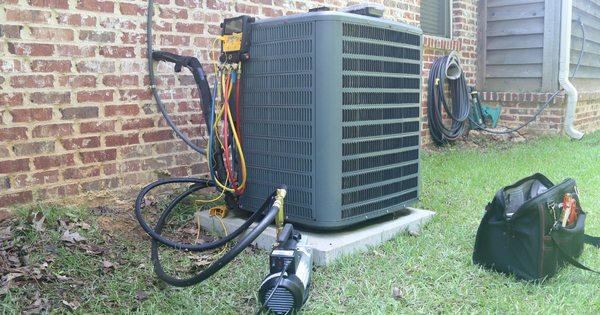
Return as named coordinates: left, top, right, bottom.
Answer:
left=428, top=38, right=586, bottom=143
left=427, top=53, right=470, bottom=145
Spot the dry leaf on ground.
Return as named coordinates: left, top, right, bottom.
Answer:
left=31, top=212, right=45, bottom=232
left=102, top=260, right=116, bottom=272
left=61, top=300, right=80, bottom=311
left=392, top=287, right=405, bottom=301
left=135, top=290, right=149, bottom=301
left=60, top=231, right=86, bottom=244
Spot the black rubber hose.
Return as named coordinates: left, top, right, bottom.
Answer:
left=134, top=177, right=282, bottom=287
left=143, top=0, right=286, bottom=289
left=147, top=3, right=208, bottom=155
left=151, top=194, right=281, bottom=287
left=146, top=0, right=232, bottom=204
left=142, top=0, right=291, bottom=290
left=134, top=177, right=270, bottom=251
left=427, top=54, right=470, bottom=145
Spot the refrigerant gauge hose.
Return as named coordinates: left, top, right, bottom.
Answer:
left=140, top=3, right=314, bottom=313
left=135, top=180, right=287, bottom=287
left=138, top=0, right=284, bottom=288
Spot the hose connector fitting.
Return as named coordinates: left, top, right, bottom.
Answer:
left=274, top=187, right=287, bottom=237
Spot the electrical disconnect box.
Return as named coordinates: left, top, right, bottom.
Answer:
left=239, top=11, right=423, bottom=230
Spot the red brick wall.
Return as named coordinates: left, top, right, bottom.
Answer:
left=479, top=91, right=600, bottom=135
left=573, top=92, right=600, bottom=133
left=0, top=0, right=479, bottom=208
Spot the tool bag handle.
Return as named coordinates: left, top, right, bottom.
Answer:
left=551, top=231, right=600, bottom=274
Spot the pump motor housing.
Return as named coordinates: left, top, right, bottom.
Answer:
left=239, top=11, right=423, bottom=230
left=258, top=236, right=313, bottom=314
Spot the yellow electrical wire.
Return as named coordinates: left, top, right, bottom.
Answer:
left=193, top=183, right=227, bottom=204
left=195, top=209, right=202, bottom=244
left=190, top=37, right=247, bottom=262
left=206, top=72, right=229, bottom=187
left=211, top=99, right=233, bottom=189
left=205, top=43, right=232, bottom=195
left=212, top=72, right=232, bottom=179
left=193, top=210, right=229, bottom=257
left=205, top=37, right=249, bottom=194
left=212, top=215, right=229, bottom=256
left=224, top=93, right=247, bottom=191
left=211, top=70, right=244, bottom=193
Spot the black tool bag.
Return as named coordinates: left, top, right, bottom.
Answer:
left=473, top=173, right=600, bottom=280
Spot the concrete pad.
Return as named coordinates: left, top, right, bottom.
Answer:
left=197, top=207, right=435, bottom=266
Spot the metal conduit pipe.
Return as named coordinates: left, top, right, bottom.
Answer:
left=559, top=0, right=585, bottom=140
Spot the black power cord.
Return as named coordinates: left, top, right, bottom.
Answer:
left=467, top=89, right=562, bottom=135
left=572, top=19, right=585, bottom=79
left=467, top=19, right=587, bottom=135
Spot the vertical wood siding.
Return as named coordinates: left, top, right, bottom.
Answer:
left=572, top=0, right=600, bottom=90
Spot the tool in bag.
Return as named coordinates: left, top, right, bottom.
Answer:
left=473, top=173, right=600, bottom=281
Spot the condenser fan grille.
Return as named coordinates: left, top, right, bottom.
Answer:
left=241, top=21, right=315, bottom=221
left=341, top=22, right=420, bottom=219
left=342, top=75, right=420, bottom=89
left=343, top=58, right=420, bottom=74
left=342, top=23, right=421, bottom=45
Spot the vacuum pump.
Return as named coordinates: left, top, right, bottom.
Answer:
left=258, top=224, right=313, bottom=314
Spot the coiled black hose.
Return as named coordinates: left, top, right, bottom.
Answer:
left=427, top=47, right=586, bottom=141
left=427, top=53, right=470, bottom=145
left=135, top=178, right=267, bottom=251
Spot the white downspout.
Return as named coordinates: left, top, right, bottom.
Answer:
left=559, top=0, right=584, bottom=139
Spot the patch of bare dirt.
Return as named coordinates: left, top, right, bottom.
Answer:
left=96, top=215, right=146, bottom=241
left=423, top=128, right=531, bottom=152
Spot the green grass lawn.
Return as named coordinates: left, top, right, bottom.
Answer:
left=2, top=131, right=599, bottom=314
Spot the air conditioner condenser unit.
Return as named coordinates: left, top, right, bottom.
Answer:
left=239, top=11, right=422, bottom=230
